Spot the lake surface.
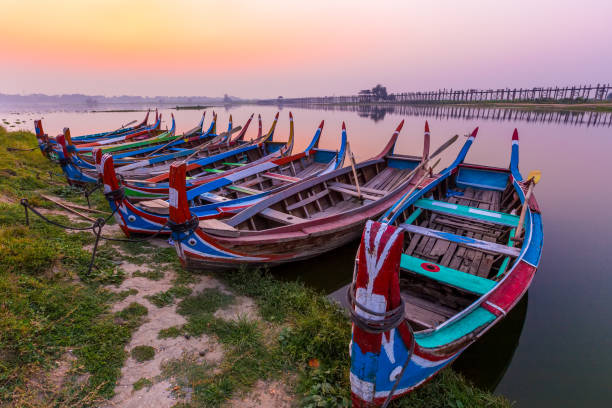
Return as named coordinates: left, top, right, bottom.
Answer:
left=2, top=102, right=611, bottom=407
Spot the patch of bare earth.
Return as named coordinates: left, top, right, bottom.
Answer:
left=226, top=380, right=293, bottom=408
left=105, top=261, right=227, bottom=408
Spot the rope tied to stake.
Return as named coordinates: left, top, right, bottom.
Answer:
left=346, top=279, right=416, bottom=408
left=19, top=197, right=171, bottom=276
left=104, top=186, right=125, bottom=202
left=346, top=281, right=405, bottom=333
left=167, top=215, right=199, bottom=234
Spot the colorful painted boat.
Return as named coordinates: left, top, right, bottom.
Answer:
left=348, top=129, right=543, bottom=407
left=109, top=113, right=290, bottom=200
left=67, top=110, right=161, bottom=146
left=167, top=121, right=447, bottom=270
left=99, top=120, right=344, bottom=236
left=49, top=115, right=177, bottom=185
left=38, top=109, right=154, bottom=147
left=61, top=112, right=249, bottom=184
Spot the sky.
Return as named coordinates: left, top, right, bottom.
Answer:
left=1, top=0, right=611, bottom=98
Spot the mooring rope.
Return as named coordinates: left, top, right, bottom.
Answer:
left=346, top=280, right=416, bottom=408
left=20, top=198, right=172, bottom=276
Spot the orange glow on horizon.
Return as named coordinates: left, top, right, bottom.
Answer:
left=1, top=0, right=611, bottom=97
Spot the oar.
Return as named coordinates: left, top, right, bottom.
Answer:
left=105, top=120, right=138, bottom=137
left=346, top=138, right=362, bottom=199
left=383, top=158, right=441, bottom=222
left=180, top=126, right=242, bottom=164
left=381, top=134, right=459, bottom=222
left=513, top=170, right=541, bottom=241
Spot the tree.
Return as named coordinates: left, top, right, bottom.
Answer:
left=371, top=84, right=388, bottom=100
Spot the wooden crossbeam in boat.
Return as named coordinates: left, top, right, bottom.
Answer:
left=226, top=185, right=262, bottom=195
left=199, top=218, right=239, bottom=237
left=261, top=172, right=301, bottom=183
left=139, top=199, right=170, bottom=214
left=414, top=199, right=519, bottom=227
left=327, top=182, right=386, bottom=196
left=400, top=223, right=521, bottom=257
left=400, top=254, right=496, bottom=295
left=259, top=208, right=306, bottom=225
left=286, top=189, right=330, bottom=211
left=327, top=184, right=380, bottom=201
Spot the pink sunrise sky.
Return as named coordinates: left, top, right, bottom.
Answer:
left=1, top=0, right=610, bottom=98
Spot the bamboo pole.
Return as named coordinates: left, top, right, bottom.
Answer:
left=346, top=140, right=362, bottom=199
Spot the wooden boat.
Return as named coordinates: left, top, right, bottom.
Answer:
left=60, top=112, right=254, bottom=184
left=99, top=120, right=345, bottom=236
left=50, top=114, right=177, bottom=185
left=107, top=113, right=291, bottom=199
left=348, top=129, right=543, bottom=407
left=36, top=109, right=153, bottom=149
left=166, top=121, right=459, bottom=270
left=67, top=110, right=162, bottom=146
left=51, top=112, right=261, bottom=186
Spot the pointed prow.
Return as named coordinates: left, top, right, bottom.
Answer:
left=169, top=162, right=191, bottom=225
left=423, top=121, right=431, bottom=160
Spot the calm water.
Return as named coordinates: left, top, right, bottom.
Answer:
left=2, top=103, right=611, bottom=407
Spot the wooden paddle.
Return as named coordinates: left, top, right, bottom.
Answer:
left=179, top=126, right=242, bottom=164
left=346, top=140, right=362, bottom=199
left=384, top=158, right=441, bottom=221
left=105, top=119, right=138, bottom=137
left=513, top=170, right=541, bottom=241
left=381, top=134, right=458, bottom=222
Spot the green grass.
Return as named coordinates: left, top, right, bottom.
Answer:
left=131, top=346, right=155, bottom=362
left=115, top=302, right=148, bottom=329
left=0, top=127, right=146, bottom=404
left=133, top=377, right=153, bottom=391
left=146, top=285, right=193, bottom=307
left=162, top=289, right=284, bottom=407
left=132, top=269, right=165, bottom=280
left=158, top=326, right=183, bottom=339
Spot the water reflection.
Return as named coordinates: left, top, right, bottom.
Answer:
left=452, top=294, right=528, bottom=391
left=280, top=103, right=612, bottom=127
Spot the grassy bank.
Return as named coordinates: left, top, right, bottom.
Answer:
left=0, top=126, right=510, bottom=407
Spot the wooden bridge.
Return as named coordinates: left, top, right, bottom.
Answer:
left=280, top=103, right=612, bottom=127
left=258, top=84, right=612, bottom=106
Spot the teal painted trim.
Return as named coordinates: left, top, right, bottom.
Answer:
left=223, top=162, right=246, bottom=166
left=496, top=228, right=516, bottom=277
left=415, top=198, right=519, bottom=227
left=203, top=169, right=224, bottom=173
left=404, top=208, right=423, bottom=225
left=415, top=307, right=496, bottom=348
left=400, top=254, right=496, bottom=295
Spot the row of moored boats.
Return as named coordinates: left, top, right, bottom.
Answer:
left=34, top=110, right=542, bottom=406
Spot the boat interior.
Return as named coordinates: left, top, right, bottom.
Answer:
left=216, top=153, right=423, bottom=233
left=389, top=164, right=526, bottom=331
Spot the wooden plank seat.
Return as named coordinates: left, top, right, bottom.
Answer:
left=226, top=185, right=262, bottom=195
left=261, top=172, right=301, bottom=182
left=139, top=198, right=170, bottom=214
left=286, top=189, right=330, bottom=211
left=328, top=182, right=387, bottom=196
left=400, top=254, right=496, bottom=295
left=400, top=223, right=521, bottom=257
left=198, top=191, right=232, bottom=203
left=259, top=208, right=306, bottom=225
left=327, top=182, right=383, bottom=201
left=414, top=198, right=519, bottom=227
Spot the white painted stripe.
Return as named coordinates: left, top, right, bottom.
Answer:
left=468, top=208, right=502, bottom=218
left=485, top=301, right=506, bottom=315
left=431, top=201, right=458, bottom=210
left=350, top=372, right=374, bottom=402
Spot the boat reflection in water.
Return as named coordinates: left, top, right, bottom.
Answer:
left=452, top=294, right=528, bottom=391
left=272, top=241, right=528, bottom=393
